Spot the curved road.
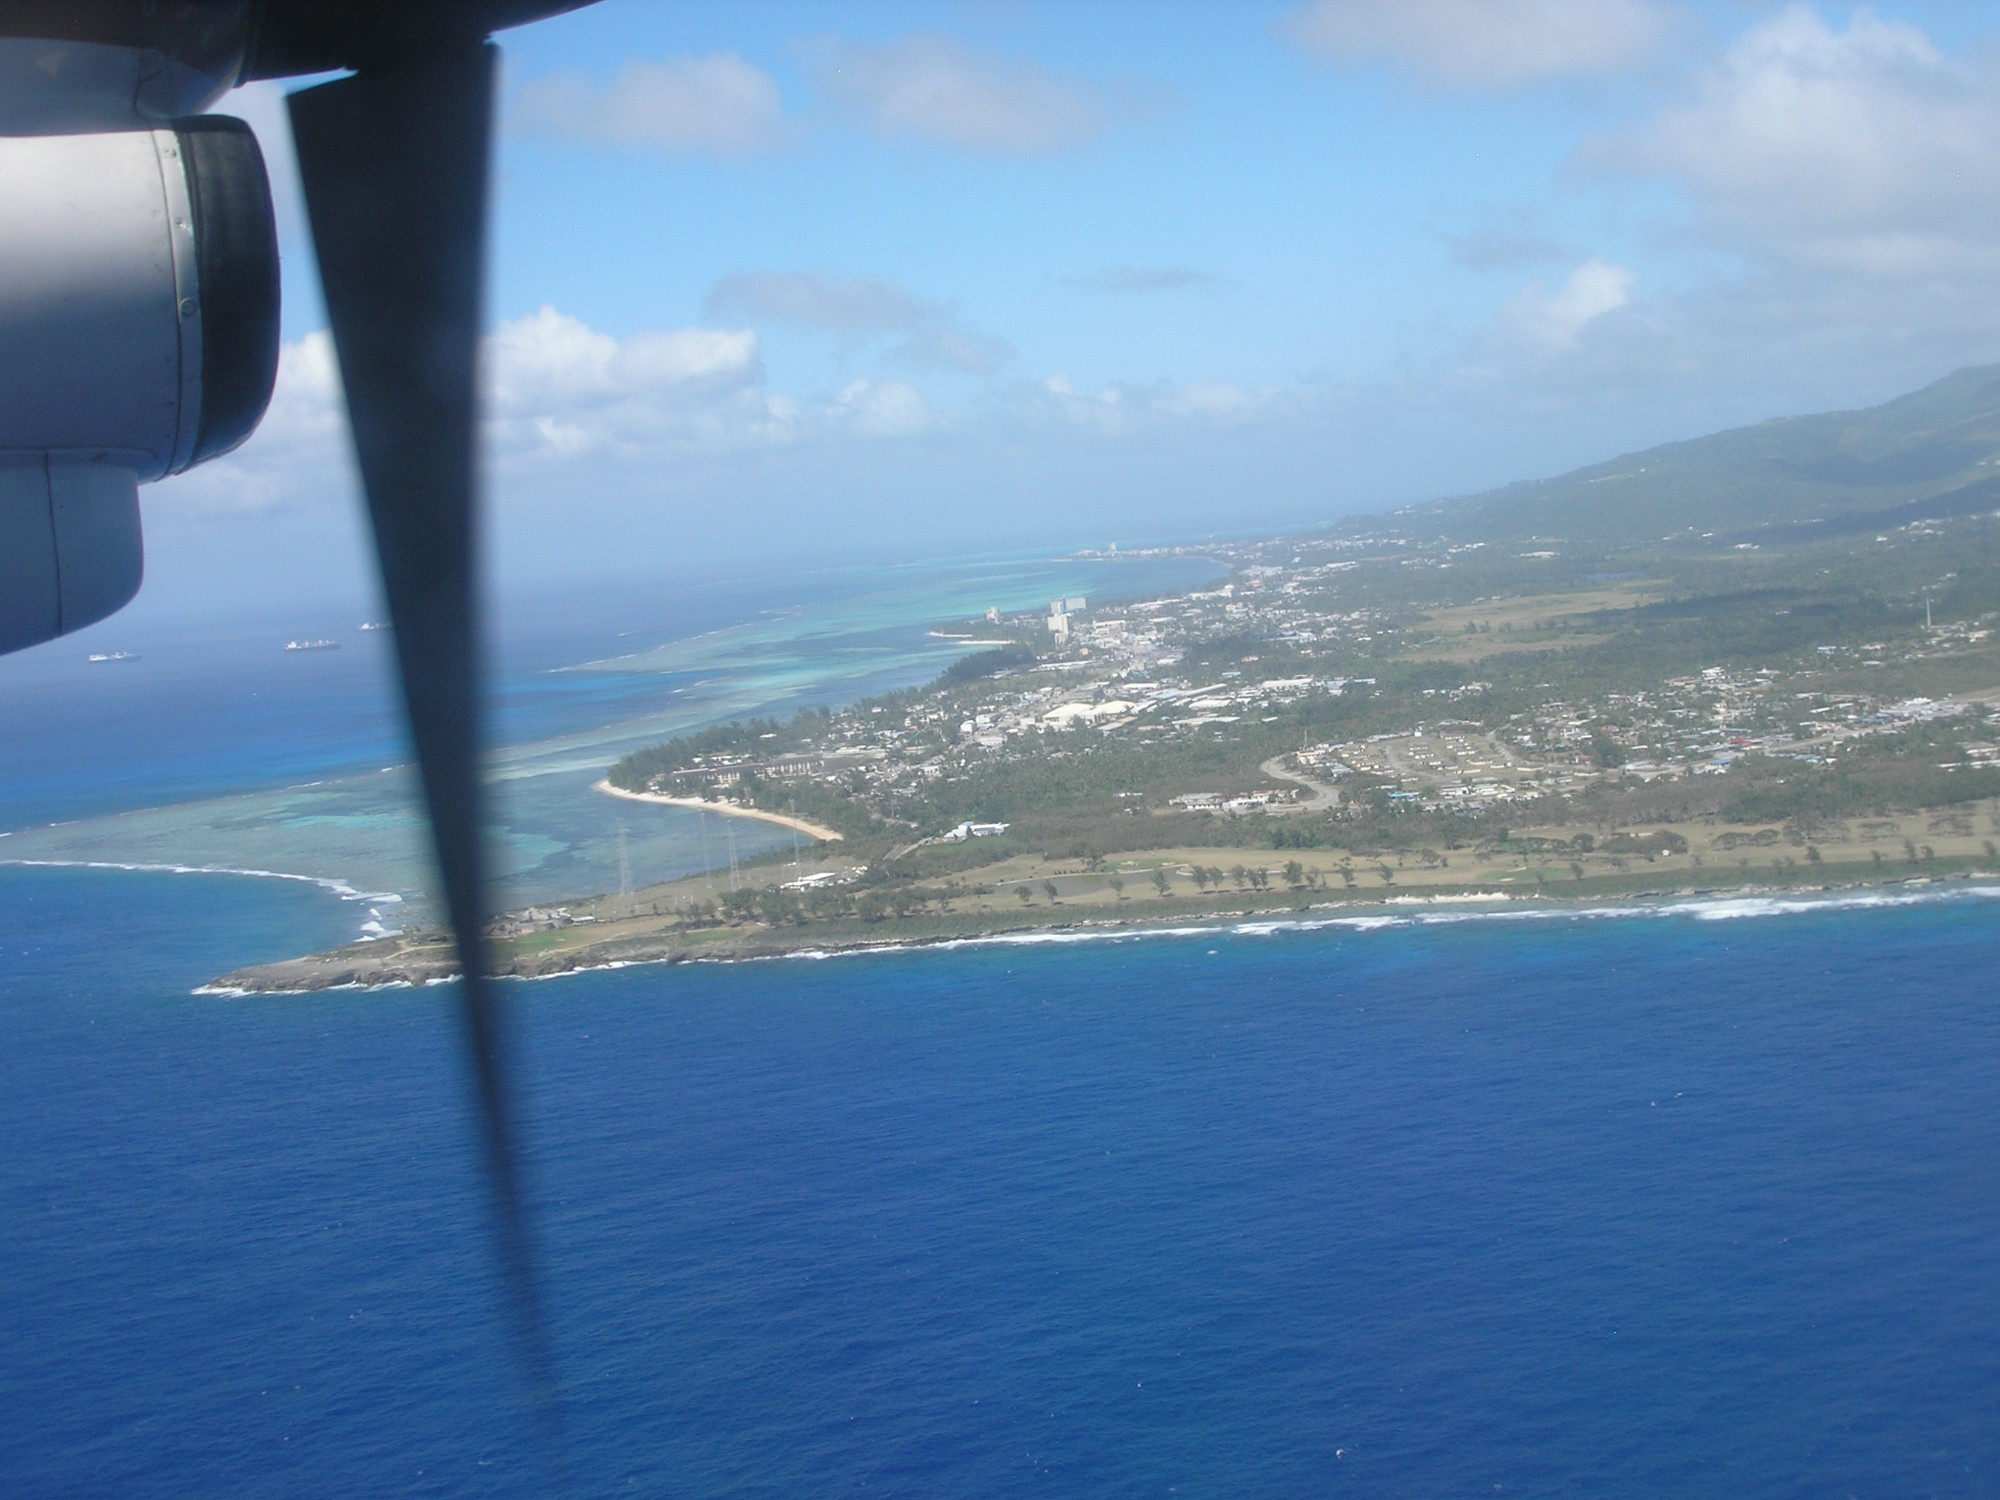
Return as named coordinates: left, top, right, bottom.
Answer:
left=1260, top=755, right=1342, bottom=812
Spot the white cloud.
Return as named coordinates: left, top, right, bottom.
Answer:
left=834, top=379, right=932, bottom=437
left=188, top=304, right=1289, bottom=521
left=484, top=307, right=760, bottom=412
left=617, top=327, right=762, bottom=388
left=481, top=307, right=795, bottom=460
left=1599, top=7, right=2000, bottom=277
left=157, top=332, right=347, bottom=515
left=262, top=332, right=344, bottom=444
left=1027, top=373, right=1294, bottom=435
left=1285, top=0, right=1674, bottom=88
left=1441, top=8, right=2000, bottom=431
left=515, top=54, right=786, bottom=156
left=814, top=36, right=1116, bottom=154
left=706, top=270, right=1012, bottom=375
left=1501, top=257, right=1637, bottom=349
left=890, top=322, right=1013, bottom=377
left=162, top=309, right=806, bottom=516
left=1158, top=383, right=1271, bottom=419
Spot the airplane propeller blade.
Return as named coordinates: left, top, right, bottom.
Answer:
left=288, top=44, right=567, bottom=1477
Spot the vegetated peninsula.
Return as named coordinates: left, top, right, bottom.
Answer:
left=217, top=367, right=2000, bottom=992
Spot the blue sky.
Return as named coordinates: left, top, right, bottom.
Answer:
left=133, top=0, right=2000, bottom=620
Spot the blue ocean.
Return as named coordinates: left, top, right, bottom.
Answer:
left=4, top=558, right=1999, bottom=1497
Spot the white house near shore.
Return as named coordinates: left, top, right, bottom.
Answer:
left=941, top=820, right=1010, bottom=843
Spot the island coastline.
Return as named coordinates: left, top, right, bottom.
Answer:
left=203, top=864, right=2000, bottom=994
left=595, top=779, right=844, bottom=842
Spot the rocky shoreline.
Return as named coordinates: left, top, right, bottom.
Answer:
left=203, top=911, right=1269, bottom=993
left=199, top=868, right=1995, bottom=995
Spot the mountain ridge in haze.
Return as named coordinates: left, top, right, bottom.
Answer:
left=1400, top=364, right=2000, bottom=545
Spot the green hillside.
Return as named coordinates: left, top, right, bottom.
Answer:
left=1407, top=364, right=2000, bottom=545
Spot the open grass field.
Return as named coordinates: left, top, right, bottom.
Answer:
left=459, top=799, right=2000, bottom=975
left=1403, top=583, right=1668, bottom=662
left=218, top=795, right=2000, bottom=991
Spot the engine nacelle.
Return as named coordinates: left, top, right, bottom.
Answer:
left=0, top=459, right=143, bottom=650
left=0, top=114, right=278, bottom=653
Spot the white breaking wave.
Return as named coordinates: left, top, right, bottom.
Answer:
left=1648, top=888, right=2000, bottom=921
left=516, top=880, right=2000, bottom=985
left=133, top=871, right=2000, bottom=995
left=0, top=858, right=405, bottom=938
left=737, top=881, right=2000, bottom=969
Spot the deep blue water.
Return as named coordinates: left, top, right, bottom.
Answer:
left=4, top=559, right=1998, bottom=1496
left=4, top=866, right=1999, bottom=1497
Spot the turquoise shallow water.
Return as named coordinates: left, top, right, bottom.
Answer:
left=0, top=552, right=1218, bottom=924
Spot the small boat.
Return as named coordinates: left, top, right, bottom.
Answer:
left=87, top=651, right=139, bottom=664
left=358, top=621, right=389, bottom=632
left=284, top=639, right=340, bottom=653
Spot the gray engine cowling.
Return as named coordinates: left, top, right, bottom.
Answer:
left=0, top=106, right=278, bottom=652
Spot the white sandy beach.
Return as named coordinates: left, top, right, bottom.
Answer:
left=595, top=780, right=845, bottom=842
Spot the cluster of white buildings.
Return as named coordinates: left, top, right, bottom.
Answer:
left=1169, top=790, right=1292, bottom=815
left=949, top=672, right=1358, bottom=747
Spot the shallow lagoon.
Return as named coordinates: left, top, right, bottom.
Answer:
left=0, top=552, right=1217, bottom=923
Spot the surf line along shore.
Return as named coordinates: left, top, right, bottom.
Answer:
left=594, top=780, right=844, bottom=842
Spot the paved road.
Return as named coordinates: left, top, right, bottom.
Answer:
left=1261, top=755, right=1342, bottom=812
